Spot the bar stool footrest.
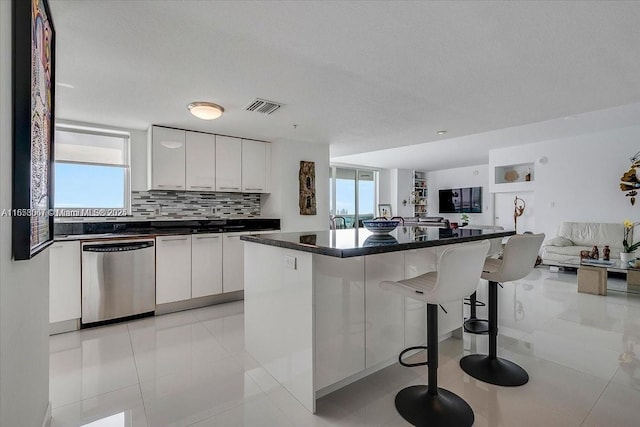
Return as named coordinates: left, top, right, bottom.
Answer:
left=463, top=318, right=489, bottom=334
left=459, top=354, right=529, bottom=386
left=395, top=385, right=474, bottom=427
left=463, top=299, right=486, bottom=307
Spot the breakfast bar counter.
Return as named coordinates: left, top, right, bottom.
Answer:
left=241, top=227, right=514, bottom=413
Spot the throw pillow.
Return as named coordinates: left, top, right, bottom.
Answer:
left=547, top=236, right=574, bottom=247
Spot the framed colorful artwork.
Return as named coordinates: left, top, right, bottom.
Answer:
left=12, top=0, right=56, bottom=260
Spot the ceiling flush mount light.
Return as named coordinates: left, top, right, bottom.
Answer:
left=188, top=102, right=224, bottom=120
left=437, top=130, right=447, bottom=135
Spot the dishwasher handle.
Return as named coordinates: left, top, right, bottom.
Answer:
left=83, top=241, right=155, bottom=252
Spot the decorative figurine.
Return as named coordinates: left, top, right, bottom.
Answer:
left=590, top=245, right=599, bottom=259
left=580, top=250, right=590, bottom=260
left=603, top=245, right=610, bottom=261
left=525, top=168, right=531, bottom=182
left=514, top=196, right=526, bottom=233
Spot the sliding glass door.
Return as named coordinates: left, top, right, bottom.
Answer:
left=330, top=167, right=378, bottom=228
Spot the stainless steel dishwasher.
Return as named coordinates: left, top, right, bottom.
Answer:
left=81, top=238, right=156, bottom=325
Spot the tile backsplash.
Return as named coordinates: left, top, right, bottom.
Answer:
left=131, top=191, right=261, bottom=219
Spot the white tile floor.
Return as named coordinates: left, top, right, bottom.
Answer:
left=50, top=267, right=640, bottom=426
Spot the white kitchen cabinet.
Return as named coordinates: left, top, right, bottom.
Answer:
left=191, top=233, right=223, bottom=298
left=148, top=126, right=186, bottom=190
left=241, top=140, right=269, bottom=193
left=222, top=232, right=248, bottom=293
left=364, top=252, right=405, bottom=369
left=156, top=235, right=192, bottom=304
left=223, top=230, right=276, bottom=293
left=186, top=131, right=216, bottom=191
left=49, top=241, right=81, bottom=323
left=314, top=255, right=365, bottom=390
left=215, top=136, right=242, bottom=192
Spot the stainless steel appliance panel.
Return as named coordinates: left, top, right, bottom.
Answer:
left=82, top=239, right=155, bottom=324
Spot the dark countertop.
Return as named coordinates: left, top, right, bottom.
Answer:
left=240, top=227, right=515, bottom=258
left=54, top=218, right=280, bottom=241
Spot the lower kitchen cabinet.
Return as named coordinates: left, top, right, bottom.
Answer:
left=222, top=233, right=246, bottom=293
left=223, top=230, right=275, bottom=293
left=49, top=241, right=81, bottom=323
left=156, top=235, right=192, bottom=304
left=364, top=252, right=405, bottom=369
left=191, top=233, right=223, bottom=298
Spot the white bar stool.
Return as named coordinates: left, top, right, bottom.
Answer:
left=459, top=233, right=545, bottom=386
left=463, top=229, right=504, bottom=335
left=380, top=240, right=490, bottom=427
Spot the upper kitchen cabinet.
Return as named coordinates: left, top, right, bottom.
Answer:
left=148, top=126, right=186, bottom=190
left=186, top=131, right=216, bottom=191
left=242, top=140, right=271, bottom=193
left=215, top=136, right=242, bottom=192
left=148, top=126, right=270, bottom=193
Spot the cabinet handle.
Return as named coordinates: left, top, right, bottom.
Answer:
left=219, top=186, right=240, bottom=190
left=189, top=185, right=213, bottom=189
left=244, top=188, right=263, bottom=191
left=195, top=236, right=220, bottom=239
left=157, top=184, right=184, bottom=189
left=160, top=237, right=189, bottom=241
left=51, top=245, right=63, bottom=249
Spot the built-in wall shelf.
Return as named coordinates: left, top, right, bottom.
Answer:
left=491, top=162, right=534, bottom=193
left=412, top=171, right=428, bottom=218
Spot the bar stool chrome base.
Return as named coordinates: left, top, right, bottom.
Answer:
left=395, top=385, right=474, bottom=427
left=459, top=354, right=529, bottom=386
left=463, top=318, right=489, bottom=334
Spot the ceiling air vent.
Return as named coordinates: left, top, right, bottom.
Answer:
left=243, top=98, right=282, bottom=115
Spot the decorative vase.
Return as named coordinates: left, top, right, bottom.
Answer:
left=621, top=252, right=636, bottom=264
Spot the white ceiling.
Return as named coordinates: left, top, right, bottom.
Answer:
left=50, top=1, right=640, bottom=167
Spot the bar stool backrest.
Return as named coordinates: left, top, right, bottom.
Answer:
left=432, top=240, right=490, bottom=304
left=494, top=233, right=545, bottom=283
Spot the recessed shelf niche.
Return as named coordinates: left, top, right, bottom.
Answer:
left=495, top=162, right=534, bottom=184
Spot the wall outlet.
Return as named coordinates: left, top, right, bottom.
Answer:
left=210, top=206, right=219, bottom=216
left=154, top=207, right=161, bottom=215
left=284, top=255, right=297, bottom=270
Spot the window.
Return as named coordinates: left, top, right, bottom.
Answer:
left=330, top=166, right=378, bottom=228
left=54, top=125, right=130, bottom=216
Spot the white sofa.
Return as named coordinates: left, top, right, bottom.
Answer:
left=541, top=222, right=630, bottom=265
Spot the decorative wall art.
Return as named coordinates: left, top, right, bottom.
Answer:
left=299, top=161, right=317, bottom=215
left=12, top=0, right=56, bottom=260
left=620, top=151, right=640, bottom=206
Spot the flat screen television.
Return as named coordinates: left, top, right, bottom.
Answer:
left=439, top=187, right=482, bottom=213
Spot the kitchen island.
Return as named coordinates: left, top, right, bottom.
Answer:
left=241, top=226, right=514, bottom=412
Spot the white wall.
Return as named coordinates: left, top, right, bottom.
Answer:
left=0, top=1, right=51, bottom=425
left=378, top=169, right=390, bottom=207
left=389, top=168, right=413, bottom=217
left=427, top=164, right=494, bottom=225
left=261, top=140, right=330, bottom=232
left=489, top=124, right=640, bottom=240
left=129, top=129, right=147, bottom=191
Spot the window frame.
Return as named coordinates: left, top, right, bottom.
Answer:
left=54, top=124, right=131, bottom=218
left=329, top=165, right=379, bottom=227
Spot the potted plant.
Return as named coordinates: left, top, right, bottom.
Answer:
left=622, top=219, right=640, bottom=263
left=460, top=213, right=470, bottom=227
